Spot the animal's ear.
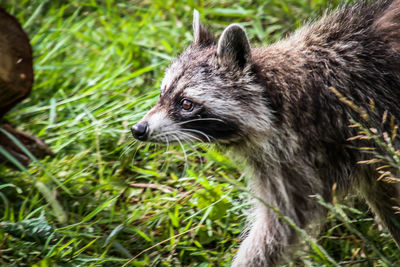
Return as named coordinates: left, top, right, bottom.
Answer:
left=193, top=9, right=214, bottom=45
left=217, top=24, right=251, bottom=68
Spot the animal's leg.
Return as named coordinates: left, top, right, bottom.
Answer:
left=231, top=204, right=292, bottom=266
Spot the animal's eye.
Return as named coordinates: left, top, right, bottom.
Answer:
left=180, top=99, right=194, bottom=111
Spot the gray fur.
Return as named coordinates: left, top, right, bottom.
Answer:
left=133, top=0, right=400, bottom=266
left=217, top=24, right=251, bottom=68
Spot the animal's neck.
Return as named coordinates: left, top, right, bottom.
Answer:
left=234, top=129, right=294, bottom=179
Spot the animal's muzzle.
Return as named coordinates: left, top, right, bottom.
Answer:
left=131, top=122, right=149, bottom=141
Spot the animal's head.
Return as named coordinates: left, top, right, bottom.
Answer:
left=131, top=10, right=272, bottom=145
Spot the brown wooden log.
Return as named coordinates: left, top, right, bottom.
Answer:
left=0, top=7, right=33, bottom=117
left=0, top=121, right=54, bottom=166
left=0, top=8, right=52, bottom=167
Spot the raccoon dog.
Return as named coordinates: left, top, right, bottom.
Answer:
left=131, top=0, right=400, bottom=266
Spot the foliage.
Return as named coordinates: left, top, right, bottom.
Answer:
left=0, top=0, right=399, bottom=266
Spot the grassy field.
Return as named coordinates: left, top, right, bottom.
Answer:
left=1, top=0, right=399, bottom=266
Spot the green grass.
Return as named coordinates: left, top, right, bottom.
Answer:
left=0, top=0, right=399, bottom=266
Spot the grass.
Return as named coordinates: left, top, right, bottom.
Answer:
left=0, top=0, right=399, bottom=266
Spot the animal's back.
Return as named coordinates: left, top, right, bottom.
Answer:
left=248, top=0, right=400, bottom=178
left=255, top=0, right=400, bottom=131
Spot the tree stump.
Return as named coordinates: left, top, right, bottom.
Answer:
left=0, top=7, right=53, bottom=167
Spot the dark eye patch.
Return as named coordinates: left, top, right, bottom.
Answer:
left=169, top=106, right=240, bottom=141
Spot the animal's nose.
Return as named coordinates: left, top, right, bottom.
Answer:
left=131, top=122, right=149, bottom=141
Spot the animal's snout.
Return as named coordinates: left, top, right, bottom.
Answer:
left=131, top=122, right=149, bottom=141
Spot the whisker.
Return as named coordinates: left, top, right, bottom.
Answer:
left=176, top=117, right=224, bottom=126
left=176, top=133, right=191, bottom=143
left=179, top=131, right=204, bottom=143
left=178, top=131, right=205, bottom=167
left=182, top=128, right=213, bottom=142
left=150, top=126, right=214, bottom=145
left=159, top=133, right=171, bottom=172
left=121, top=140, right=137, bottom=158
left=173, top=134, right=188, bottom=176
left=152, top=130, right=181, bottom=142
left=130, top=141, right=144, bottom=165
left=165, top=133, right=170, bottom=152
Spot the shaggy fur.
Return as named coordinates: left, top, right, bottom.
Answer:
left=131, top=1, right=400, bottom=266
